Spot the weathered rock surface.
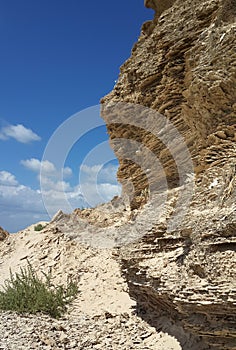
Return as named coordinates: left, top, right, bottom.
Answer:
left=0, top=223, right=180, bottom=350
left=0, top=1, right=235, bottom=349
left=0, top=226, right=9, bottom=242
left=101, top=0, right=236, bottom=349
left=0, top=311, right=180, bottom=350
left=102, top=0, right=236, bottom=206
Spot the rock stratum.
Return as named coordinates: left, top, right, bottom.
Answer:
left=100, top=0, right=236, bottom=349
left=0, top=226, right=9, bottom=242
left=0, top=0, right=235, bottom=349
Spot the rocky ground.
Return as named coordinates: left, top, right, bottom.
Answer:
left=0, top=222, right=181, bottom=350
left=1, top=0, right=235, bottom=348
left=0, top=311, right=180, bottom=350
left=0, top=227, right=9, bottom=242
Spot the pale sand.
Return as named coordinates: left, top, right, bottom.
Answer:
left=0, top=222, right=181, bottom=349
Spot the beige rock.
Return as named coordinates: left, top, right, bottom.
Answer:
left=101, top=0, right=236, bottom=349
left=215, top=130, right=227, bottom=139
left=0, top=226, right=9, bottom=241
left=0, top=1, right=235, bottom=350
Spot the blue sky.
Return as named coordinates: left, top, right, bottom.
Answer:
left=0, top=0, right=153, bottom=232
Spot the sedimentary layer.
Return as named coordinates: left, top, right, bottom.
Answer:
left=101, top=0, right=236, bottom=349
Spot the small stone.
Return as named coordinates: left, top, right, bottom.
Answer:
left=59, top=332, right=68, bottom=343
left=215, top=131, right=227, bottom=139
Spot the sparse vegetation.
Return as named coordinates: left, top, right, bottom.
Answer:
left=34, top=223, right=46, bottom=231
left=0, top=262, right=78, bottom=318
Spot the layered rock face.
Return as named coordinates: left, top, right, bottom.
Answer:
left=101, top=0, right=236, bottom=349
left=0, top=226, right=9, bottom=242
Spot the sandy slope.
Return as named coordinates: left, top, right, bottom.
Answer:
left=0, top=222, right=181, bottom=349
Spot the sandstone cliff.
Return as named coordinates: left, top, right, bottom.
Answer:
left=0, top=226, right=9, bottom=241
left=0, top=1, right=235, bottom=349
left=101, top=0, right=236, bottom=349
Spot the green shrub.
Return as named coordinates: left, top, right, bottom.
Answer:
left=34, top=224, right=45, bottom=231
left=0, top=262, right=78, bottom=318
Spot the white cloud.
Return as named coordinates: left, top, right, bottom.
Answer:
left=79, top=163, right=121, bottom=206
left=0, top=180, right=46, bottom=232
left=80, top=163, right=119, bottom=185
left=0, top=124, right=41, bottom=143
left=40, top=176, right=72, bottom=192
left=63, top=167, right=73, bottom=178
left=21, top=158, right=56, bottom=174
left=79, top=182, right=121, bottom=207
left=21, top=158, right=72, bottom=179
left=0, top=171, right=18, bottom=186
left=0, top=163, right=121, bottom=232
left=81, top=164, right=102, bottom=175
left=0, top=177, right=84, bottom=233
left=98, top=183, right=121, bottom=199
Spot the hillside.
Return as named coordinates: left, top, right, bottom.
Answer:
left=0, top=0, right=236, bottom=349
left=0, top=221, right=181, bottom=349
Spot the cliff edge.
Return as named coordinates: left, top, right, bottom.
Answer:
left=101, top=0, right=236, bottom=349
left=0, top=1, right=235, bottom=349
left=0, top=226, right=9, bottom=242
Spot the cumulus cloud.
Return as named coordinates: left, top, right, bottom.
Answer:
left=21, top=158, right=57, bottom=174
left=21, top=158, right=72, bottom=179
left=79, top=163, right=121, bottom=206
left=0, top=174, right=84, bottom=232
left=63, top=167, right=73, bottom=178
left=0, top=162, right=121, bottom=232
left=40, top=177, right=72, bottom=193
left=80, top=182, right=121, bottom=207
left=0, top=171, right=18, bottom=186
left=80, top=163, right=119, bottom=185
left=0, top=124, right=41, bottom=143
left=0, top=181, right=48, bottom=232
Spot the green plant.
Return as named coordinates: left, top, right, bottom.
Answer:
left=0, top=262, right=78, bottom=318
left=34, top=224, right=45, bottom=231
